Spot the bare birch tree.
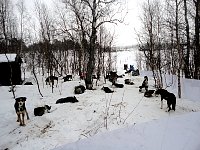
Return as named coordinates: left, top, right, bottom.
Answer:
left=193, top=0, right=200, bottom=79
left=63, top=0, right=125, bottom=89
left=138, top=0, right=165, bottom=88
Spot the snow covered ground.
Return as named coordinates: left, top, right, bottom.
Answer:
left=55, top=112, right=200, bottom=150
left=1, top=72, right=200, bottom=150
left=0, top=51, right=200, bottom=150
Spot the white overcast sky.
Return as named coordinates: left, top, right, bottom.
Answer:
left=114, top=0, right=144, bottom=46
left=22, top=0, right=144, bottom=46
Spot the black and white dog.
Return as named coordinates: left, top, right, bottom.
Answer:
left=63, top=75, right=72, bottom=82
left=74, top=85, right=86, bottom=94
left=124, top=79, right=134, bottom=85
left=56, top=96, right=79, bottom=104
left=155, top=89, right=176, bottom=112
left=34, top=105, right=51, bottom=116
left=14, top=97, right=29, bottom=126
left=101, top=86, right=114, bottom=93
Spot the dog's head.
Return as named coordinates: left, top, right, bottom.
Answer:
left=155, top=89, right=168, bottom=95
left=155, top=89, right=161, bottom=95
left=144, top=76, right=148, bottom=81
left=15, top=97, right=26, bottom=112
left=44, top=105, right=51, bottom=110
left=15, top=97, right=26, bottom=105
left=73, top=96, right=79, bottom=102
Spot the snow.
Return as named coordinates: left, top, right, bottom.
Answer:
left=0, top=54, right=17, bottom=62
left=0, top=51, right=200, bottom=150
left=55, top=112, right=200, bottom=150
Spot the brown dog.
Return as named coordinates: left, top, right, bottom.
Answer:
left=14, top=97, right=29, bottom=126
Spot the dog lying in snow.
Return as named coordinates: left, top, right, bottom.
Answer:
left=63, top=75, right=72, bottom=82
left=124, top=79, right=134, bottom=85
left=144, top=90, right=155, bottom=97
left=155, top=89, right=176, bottom=112
left=74, top=85, right=86, bottom=94
left=34, top=105, right=51, bottom=116
left=14, top=97, right=29, bottom=126
left=56, top=96, right=79, bottom=104
left=112, top=83, right=124, bottom=88
left=101, top=86, right=114, bottom=93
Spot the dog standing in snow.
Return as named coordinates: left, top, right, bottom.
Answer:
left=14, top=97, right=29, bottom=126
left=155, top=89, right=176, bottom=112
left=45, top=75, right=58, bottom=86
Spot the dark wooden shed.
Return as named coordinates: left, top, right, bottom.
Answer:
left=0, top=54, right=22, bottom=86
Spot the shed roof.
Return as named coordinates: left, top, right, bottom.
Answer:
left=0, top=54, right=17, bottom=62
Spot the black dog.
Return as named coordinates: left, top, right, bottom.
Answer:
left=124, top=79, right=134, bottom=85
left=24, top=82, right=33, bottom=85
left=108, top=71, right=118, bottom=84
left=74, top=85, right=86, bottom=94
left=45, top=75, right=58, bottom=86
left=144, top=90, right=155, bottom=97
left=125, top=79, right=131, bottom=84
left=139, top=76, right=148, bottom=92
left=63, top=75, right=72, bottom=82
left=34, top=105, right=51, bottom=116
left=113, top=83, right=124, bottom=88
left=14, top=97, right=29, bottom=126
left=56, top=96, right=79, bottom=104
left=155, top=89, right=176, bottom=112
left=101, top=86, right=114, bottom=93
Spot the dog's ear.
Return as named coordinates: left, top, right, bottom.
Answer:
left=45, top=105, right=51, bottom=110
left=22, top=97, right=27, bottom=101
left=15, top=99, right=20, bottom=102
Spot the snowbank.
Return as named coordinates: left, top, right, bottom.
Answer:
left=54, top=112, right=200, bottom=150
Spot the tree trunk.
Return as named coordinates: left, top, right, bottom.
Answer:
left=85, top=28, right=96, bottom=89
left=184, top=0, right=191, bottom=78
left=194, top=0, right=200, bottom=79
left=85, top=0, right=97, bottom=90
left=175, top=0, right=181, bottom=98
